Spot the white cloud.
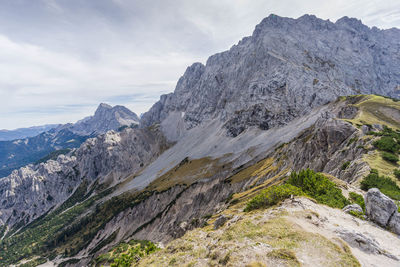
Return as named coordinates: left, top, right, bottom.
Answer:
left=0, top=33, right=194, bottom=129
left=0, top=0, right=399, bottom=129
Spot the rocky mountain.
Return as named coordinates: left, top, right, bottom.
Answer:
left=1, top=14, right=400, bottom=267
left=66, top=103, right=140, bottom=136
left=0, top=124, right=60, bottom=141
left=0, top=103, right=139, bottom=178
left=142, top=14, right=400, bottom=138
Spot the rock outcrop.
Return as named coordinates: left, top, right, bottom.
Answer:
left=365, top=188, right=400, bottom=235
left=365, top=188, right=397, bottom=227
left=335, top=229, right=391, bottom=256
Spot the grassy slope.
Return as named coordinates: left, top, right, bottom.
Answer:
left=147, top=156, right=229, bottom=192
left=139, top=180, right=360, bottom=267
left=343, top=95, right=400, bottom=130
left=340, top=95, right=400, bottom=184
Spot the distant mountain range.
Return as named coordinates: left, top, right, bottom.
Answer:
left=0, top=124, right=60, bottom=141
left=0, top=103, right=139, bottom=178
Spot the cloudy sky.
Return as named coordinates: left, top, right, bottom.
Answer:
left=1, top=0, right=399, bottom=129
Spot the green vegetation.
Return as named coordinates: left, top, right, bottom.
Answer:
left=381, top=151, right=398, bottom=163
left=348, top=210, right=365, bottom=220
left=94, top=239, right=158, bottom=267
left=58, top=259, right=80, bottom=267
left=373, top=136, right=399, bottom=153
left=341, top=161, right=350, bottom=170
left=244, top=184, right=304, bottom=212
left=394, top=169, right=400, bottom=180
left=347, top=137, right=358, bottom=146
left=349, top=192, right=365, bottom=212
left=364, top=126, right=400, bottom=179
left=0, top=183, right=113, bottom=265
left=287, top=169, right=350, bottom=209
left=0, top=195, right=96, bottom=264
left=52, top=189, right=149, bottom=258
left=367, top=126, right=400, bottom=164
left=267, top=249, right=300, bottom=266
left=360, top=169, right=400, bottom=200
left=245, top=169, right=350, bottom=212
left=396, top=201, right=400, bottom=213
left=19, top=257, right=47, bottom=267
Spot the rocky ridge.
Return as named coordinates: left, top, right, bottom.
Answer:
left=0, top=124, right=60, bottom=141
left=0, top=126, right=168, bottom=230
left=0, top=103, right=139, bottom=178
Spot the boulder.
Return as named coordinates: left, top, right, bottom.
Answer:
left=335, top=229, right=399, bottom=260
left=335, top=229, right=382, bottom=254
left=365, top=188, right=397, bottom=227
left=388, top=212, right=400, bottom=235
left=342, top=204, right=363, bottom=214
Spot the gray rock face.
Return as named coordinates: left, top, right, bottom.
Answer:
left=0, top=155, right=80, bottom=227
left=365, top=188, right=397, bottom=227
left=272, top=112, right=367, bottom=183
left=68, top=103, right=139, bottom=136
left=141, top=14, right=400, bottom=137
left=343, top=204, right=363, bottom=214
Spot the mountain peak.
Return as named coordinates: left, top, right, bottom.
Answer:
left=73, top=103, right=139, bottom=135
left=94, top=103, right=114, bottom=115
left=98, top=103, right=112, bottom=110
left=335, top=16, right=369, bottom=31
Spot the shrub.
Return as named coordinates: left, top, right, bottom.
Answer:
left=373, top=136, right=399, bottom=153
left=267, top=249, right=299, bottom=264
left=349, top=192, right=365, bottom=212
left=244, top=184, right=304, bottom=212
left=288, top=169, right=350, bottom=209
left=347, top=137, right=358, bottom=146
left=348, top=210, right=365, bottom=220
left=100, top=240, right=159, bottom=267
left=360, top=170, right=400, bottom=200
left=381, top=152, right=398, bottom=163
left=394, top=169, right=400, bottom=180
left=341, top=161, right=350, bottom=170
